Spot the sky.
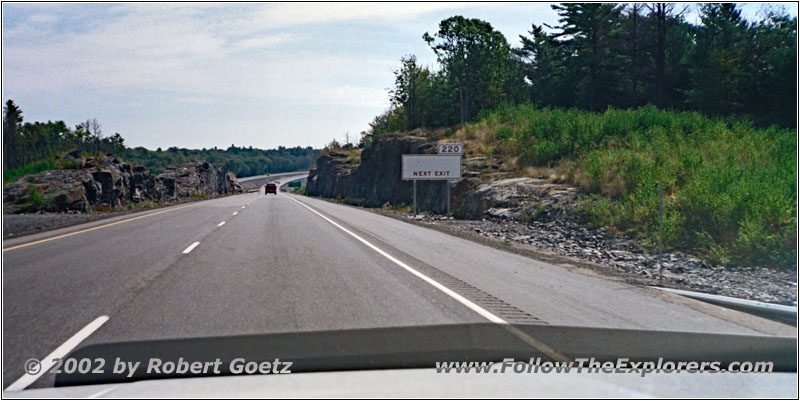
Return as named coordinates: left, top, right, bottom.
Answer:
left=2, top=2, right=797, bottom=150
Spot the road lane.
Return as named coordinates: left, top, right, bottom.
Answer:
left=237, top=172, right=308, bottom=191
left=2, top=192, right=263, bottom=387
left=86, top=193, right=483, bottom=345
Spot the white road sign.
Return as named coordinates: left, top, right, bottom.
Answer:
left=437, top=143, right=463, bottom=154
left=402, top=155, right=461, bottom=180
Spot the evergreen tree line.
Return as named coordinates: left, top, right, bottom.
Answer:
left=368, top=3, right=796, bottom=140
left=3, top=100, right=125, bottom=170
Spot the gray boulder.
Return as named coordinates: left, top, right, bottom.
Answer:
left=458, top=178, right=578, bottom=220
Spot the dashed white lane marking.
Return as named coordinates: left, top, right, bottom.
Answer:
left=5, top=315, right=110, bottom=391
left=233, top=212, right=238, bottom=216
left=241, top=206, right=246, bottom=209
left=182, top=241, right=200, bottom=254
left=287, top=196, right=568, bottom=362
left=217, top=221, right=226, bottom=227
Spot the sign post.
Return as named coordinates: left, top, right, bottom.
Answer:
left=445, top=182, right=450, bottom=216
left=413, top=180, right=417, bottom=217
left=437, top=144, right=462, bottom=217
left=402, top=149, right=462, bottom=217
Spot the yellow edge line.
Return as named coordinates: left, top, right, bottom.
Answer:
left=3, top=203, right=196, bottom=252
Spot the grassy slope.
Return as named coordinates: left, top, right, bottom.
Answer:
left=454, top=104, right=796, bottom=268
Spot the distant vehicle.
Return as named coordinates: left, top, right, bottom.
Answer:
left=265, top=183, right=278, bottom=195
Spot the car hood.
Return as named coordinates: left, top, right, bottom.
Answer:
left=46, top=323, right=796, bottom=387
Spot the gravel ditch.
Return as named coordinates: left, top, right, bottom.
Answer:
left=397, top=213, right=797, bottom=306
left=3, top=196, right=226, bottom=239
left=3, top=212, right=131, bottom=239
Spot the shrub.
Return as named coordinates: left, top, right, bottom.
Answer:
left=474, top=104, right=796, bottom=268
left=26, top=185, right=47, bottom=210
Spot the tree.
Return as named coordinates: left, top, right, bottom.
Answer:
left=421, top=70, right=460, bottom=128
left=643, top=3, right=689, bottom=107
left=389, top=55, right=431, bottom=130
left=424, top=16, right=514, bottom=123
left=364, top=105, right=406, bottom=140
left=86, top=118, right=102, bottom=139
left=3, top=100, right=23, bottom=169
left=325, top=138, right=341, bottom=150
left=739, top=8, right=797, bottom=127
left=624, top=4, right=645, bottom=106
left=518, top=24, right=576, bottom=107
left=688, top=3, right=749, bottom=116
left=551, top=3, right=627, bottom=111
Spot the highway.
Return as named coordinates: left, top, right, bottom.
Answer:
left=236, top=172, right=308, bottom=191
left=2, top=173, right=794, bottom=390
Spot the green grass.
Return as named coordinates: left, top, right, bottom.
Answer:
left=4, top=160, right=56, bottom=184
left=320, top=147, right=363, bottom=166
left=3, top=156, right=88, bottom=185
left=471, top=104, right=796, bottom=268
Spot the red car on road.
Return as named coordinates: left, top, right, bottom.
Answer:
left=265, top=183, right=278, bottom=195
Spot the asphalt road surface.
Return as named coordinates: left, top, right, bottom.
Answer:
left=3, top=173, right=794, bottom=389
left=237, top=172, right=308, bottom=191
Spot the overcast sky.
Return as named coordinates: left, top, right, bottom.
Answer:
left=2, top=2, right=796, bottom=150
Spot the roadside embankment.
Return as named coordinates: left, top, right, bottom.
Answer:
left=3, top=151, right=242, bottom=214
left=3, top=151, right=245, bottom=238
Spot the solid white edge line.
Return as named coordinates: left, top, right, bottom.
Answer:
left=217, top=221, right=226, bottom=227
left=287, top=196, right=568, bottom=362
left=5, top=315, right=110, bottom=392
left=182, top=241, right=200, bottom=254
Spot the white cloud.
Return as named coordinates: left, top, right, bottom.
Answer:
left=178, top=96, right=214, bottom=105
left=28, top=13, right=58, bottom=24
left=0, top=2, right=547, bottom=149
left=233, top=33, right=302, bottom=51
left=239, top=2, right=488, bottom=30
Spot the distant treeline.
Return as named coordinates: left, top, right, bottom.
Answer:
left=366, top=3, right=797, bottom=141
left=2, top=100, right=319, bottom=182
left=122, top=145, right=318, bottom=176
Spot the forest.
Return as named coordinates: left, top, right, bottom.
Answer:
left=365, top=3, right=796, bottom=141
